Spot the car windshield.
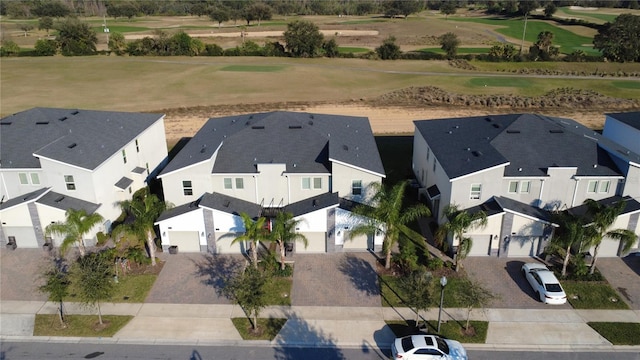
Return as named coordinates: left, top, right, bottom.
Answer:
left=545, top=283, right=563, bottom=292
left=435, top=337, right=450, bottom=354
left=401, top=337, right=415, bottom=351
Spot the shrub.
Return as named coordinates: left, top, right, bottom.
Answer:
left=203, top=43, right=223, bottom=56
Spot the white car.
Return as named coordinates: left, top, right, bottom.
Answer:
left=521, top=262, right=567, bottom=305
left=391, top=334, right=467, bottom=360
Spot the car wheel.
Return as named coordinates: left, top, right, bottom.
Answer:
left=522, top=268, right=526, bottom=277
left=536, top=291, right=541, bottom=302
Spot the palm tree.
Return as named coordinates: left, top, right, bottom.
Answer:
left=583, top=199, right=638, bottom=275
left=547, top=212, right=586, bottom=276
left=435, top=204, right=487, bottom=272
left=232, top=212, right=270, bottom=268
left=115, top=188, right=169, bottom=266
left=350, top=181, right=431, bottom=270
left=270, top=211, right=308, bottom=270
left=45, top=208, right=104, bottom=257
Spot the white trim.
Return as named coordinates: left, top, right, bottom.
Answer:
left=158, top=159, right=210, bottom=178
left=329, top=158, right=386, bottom=178
left=574, top=175, right=624, bottom=180
left=33, top=155, right=93, bottom=172
left=449, top=162, right=510, bottom=182
left=0, top=188, right=52, bottom=212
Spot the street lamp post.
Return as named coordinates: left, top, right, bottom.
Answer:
left=437, top=276, right=447, bottom=333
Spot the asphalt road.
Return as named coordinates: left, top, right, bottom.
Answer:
left=1, top=342, right=639, bottom=360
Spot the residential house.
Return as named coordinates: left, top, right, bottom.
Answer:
left=156, top=111, right=386, bottom=254
left=603, top=112, right=640, bottom=156
left=412, top=113, right=640, bottom=258
left=0, top=108, right=167, bottom=249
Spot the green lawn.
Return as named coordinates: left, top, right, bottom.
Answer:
left=558, top=7, right=619, bottom=23
left=264, top=277, right=292, bottom=306
left=588, top=322, right=640, bottom=345
left=386, top=320, right=488, bottom=343
left=63, top=272, right=158, bottom=303
left=231, top=317, right=287, bottom=340
left=338, top=46, right=370, bottom=53
left=562, top=281, right=629, bottom=309
left=467, top=77, right=533, bottom=88
left=449, top=17, right=597, bottom=54
left=34, top=314, right=132, bottom=337
left=612, top=80, right=640, bottom=90
left=92, top=25, right=150, bottom=33
left=220, top=65, right=286, bottom=72
left=380, top=274, right=470, bottom=308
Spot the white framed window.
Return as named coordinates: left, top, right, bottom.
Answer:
left=182, top=180, right=193, bottom=196
left=64, top=175, right=76, bottom=191
left=235, top=178, right=244, bottom=189
left=426, top=147, right=430, bottom=160
left=313, top=177, right=322, bottom=189
left=224, top=178, right=233, bottom=189
left=508, top=181, right=518, bottom=193
left=587, top=180, right=598, bottom=193
left=30, top=173, right=40, bottom=185
left=520, top=180, right=530, bottom=193
left=598, top=180, right=610, bottom=193
left=122, top=149, right=127, bottom=164
left=470, top=184, right=481, bottom=200
left=433, top=158, right=437, bottom=172
left=18, top=173, right=29, bottom=185
left=302, top=178, right=311, bottom=190
left=135, top=139, right=140, bottom=153
left=146, top=162, right=150, bottom=175
left=352, top=180, right=362, bottom=196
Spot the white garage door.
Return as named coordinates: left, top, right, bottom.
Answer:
left=168, top=231, right=201, bottom=253
left=595, top=238, right=622, bottom=257
left=468, top=235, right=491, bottom=256
left=297, top=232, right=326, bottom=253
left=215, top=232, right=244, bottom=254
left=3, top=227, right=38, bottom=248
left=343, top=231, right=371, bottom=251
left=508, top=236, right=539, bottom=257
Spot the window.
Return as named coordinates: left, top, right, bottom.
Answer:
left=426, top=147, right=430, bottom=160
left=135, top=139, right=140, bottom=153
left=30, top=173, right=40, bottom=185
left=145, top=162, right=150, bottom=175
left=182, top=180, right=193, bottom=196
left=235, top=178, right=244, bottom=189
left=64, top=175, right=76, bottom=190
left=302, top=178, right=311, bottom=190
left=520, top=180, right=530, bottom=193
left=18, top=173, right=29, bottom=185
left=470, top=184, right=481, bottom=200
left=433, top=158, right=437, bottom=172
left=599, top=180, right=610, bottom=193
left=352, top=180, right=362, bottom=196
left=122, top=149, right=127, bottom=164
left=587, top=180, right=598, bottom=193
left=224, top=178, right=232, bottom=189
left=313, top=177, right=322, bottom=189
left=508, top=181, right=518, bottom=193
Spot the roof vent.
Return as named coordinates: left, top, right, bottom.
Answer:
left=472, top=151, right=483, bottom=157
left=518, top=168, right=523, bottom=172
left=249, top=115, right=253, bottom=119
left=492, top=123, right=501, bottom=128
left=313, top=199, right=318, bottom=207
left=67, top=143, right=77, bottom=149
left=550, top=129, right=564, bottom=134
left=506, top=130, right=521, bottom=134
left=55, top=196, right=65, bottom=203
left=71, top=110, right=79, bottom=115
left=200, top=145, right=206, bottom=153
left=36, top=121, right=49, bottom=125
left=289, top=125, right=302, bottom=129
left=59, top=116, right=67, bottom=121
left=454, top=125, right=459, bottom=129
left=0, top=122, right=11, bottom=125
left=343, top=145, right=349, bottom=151
left=251, top=125, right=265, bottom=129
left=309, top=114, right=314, bottom=119
left=223, top=200, right=230, bottom=207
left=593, top=164, right=598, bottom=168
left=485, top=117, right=493, bottom=122
left=308, top=120, right=314, bottom=125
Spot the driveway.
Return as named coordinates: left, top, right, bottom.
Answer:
left=0, top=248, right=49, bottom=301
left=463, top=257, right=572, bottom=309
left=596, top=255, right=640, bottom=310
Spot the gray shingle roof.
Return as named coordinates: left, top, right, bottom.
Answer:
left=115, top=177, right=133, bottom=190
left=36, top=191, right=101, bottom=214
left=0, top=188, right=49, bottom=211
left=414, top=114, right=628, bottom=180
left=199, top=192, right=263, bottom=219
left=567, top=196, right=640, bottom=219
left=284, top=192, right=340, bottom=217
left=494, top=196, right=555, bottom=224
left=0, top=108, right=163, bottom=170
left=155, top=200, right=201, bottom=223
left=160, top=112, right=385, bottom=177
left=607, top=112, right=640, bottom=130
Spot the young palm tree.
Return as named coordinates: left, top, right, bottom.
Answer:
left=45, top=208, right=104, bottom=257
left=115, top=188, right=169, bottom=266
left=583, top=199, right=638, bottom=275
left=350, top=181, right=431, bottom=270
left=270, top=211, right=308, bottom=270
left=548, top=212, right=586, bottom=276
left=232, top=212, right=270, bottom=268
left=436, top=204, right=487, bottom=272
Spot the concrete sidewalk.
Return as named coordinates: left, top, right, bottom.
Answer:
left=2, top=300, right=640, bottom=351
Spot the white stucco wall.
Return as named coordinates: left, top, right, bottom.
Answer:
left=331, top=162, right=382, bottom=203
left=603, top=116, right=640, bottom=155
left=156, top=208, right=205, bottom=249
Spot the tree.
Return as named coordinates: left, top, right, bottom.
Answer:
left=543, top=2, right=557, bottom=18
left=385, top=0, right=422, bottom=19
left=39, top=17, right=54, bottom=35
left=456, top=278, right=495, bottom=331
left=34, top=39, right=57, bottom=56
left=583, top=199, right=638, bottom=275
left=0, top=40, right=20, bottom=57
left=232, top=212, right=270, bottom=268
left=55, top=18, right=98, bottom=56
left=108, top=32, right=126, bottom=55
left=271, top=212, right=308, bottom=270
left=528, top=30, right=559, bottom=60
left=439, top=32, right=460, bottom=58
left=440, top=2, right=457, bottom=18
left=283, top=20, right=324, bottom=58
left=593, top=14, right=640, bottom=62
left=375, top=36, right=401, bottom=60
left=46, top=208, right=104, bottom=257
left=547, top=212, right=586, bottom=277
left=114, top=188, right=169, bottom=266
left=518, top=0, right=539, bottom=54
left=350, top=181, right=431, bottom=270
left=244, top=3, right=272, bottom=26
left=18, top=23, right=34, bottom=37
left=223, top=266, right=268, bottom=331
left=322, top=38, right=339, bottom=58
left=39, top=258, right=70, bottom=328
left=398, top=269, right=433, bottom=328
left=489, top=42, right=517, bottom=61
left=33, top=1, right=71, bottom=18
left=71, top=251, right=114, bottom=325
left=436, top=205, right=488, bottom=272
left=209, top=8, right=229, bottom=28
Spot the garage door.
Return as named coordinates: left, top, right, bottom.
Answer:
left=468, top=235, right=491, bottom=256
left=343, top=231, right=371, bottom=251
left=297, top=232, right=326, bottom=253
left=508, top=236, right=539, bottom=257
left=215, top=232, right=244, bottom=254
left=3, top=227, right=38, bottom=248
left=168, top=231, right=201, bottom=252
left=596, top=238, right=622, bottom=257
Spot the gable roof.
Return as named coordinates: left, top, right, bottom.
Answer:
left=199, top=192, right=263, bottom=219
left=414, top=113, right=628, bottom=180
left=160, top=111, right=385, bottom=177
left=607, top=112, right=640, bottom=130
left=284, top=192, right=340, bottom=217
left=0, top=108, right=163, bottom=170
left=566, top=196, right=640, bottom=219
left=0, top=188, right=49, bottom=211
left=37, top=191, right=101, bottom=214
